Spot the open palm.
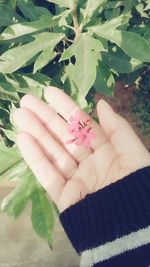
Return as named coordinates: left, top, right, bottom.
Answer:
left=13, top=87, right=150, bottom=212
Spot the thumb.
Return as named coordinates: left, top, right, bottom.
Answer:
left=97, top=99, right=148, bottom=156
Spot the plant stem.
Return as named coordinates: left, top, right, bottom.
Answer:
left=72, top=6, right=82, bottom=39
left=72, top=8, right=79, bottom=31
left=67, top=38, right=73, bottom=43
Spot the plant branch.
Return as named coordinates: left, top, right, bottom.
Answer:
left=71, top=4, right=83, bottom=39
left=72, top=8, right=79, bottom=32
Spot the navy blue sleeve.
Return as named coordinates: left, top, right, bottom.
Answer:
left=60, top=166, right=150, bottom=267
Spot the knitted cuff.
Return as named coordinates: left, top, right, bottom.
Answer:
left=60, top=166, right=150, bottom=254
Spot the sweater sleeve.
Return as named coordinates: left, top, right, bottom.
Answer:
left=60, top=166, right=150, bottom=267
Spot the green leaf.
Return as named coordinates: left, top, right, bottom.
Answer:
left=94, top=61, right=115, bottom=96
left=8, top=72, right=52, bottom=92
left=104, top=7, right=121, bottom=20
left=144, top=1, right=150, bottom=11
left=4, top=73, right=45, bottom=98
left=85, top=0, right=106, bottom=15
left=10, top=0, right=17, bottom=9
left=23, top=73, right=52, bottom=87
left=89, top=14, right=130, bottom=33
left=15, top=87, right=43, bottom=98
left=105, top=1, right=124, bottom=9
left=33, top=48, right=56, bottom=73
left=90, top=17, right=150, bottom=62
left=1, top=128, right=16, bottom=142
left=1, top=0, right=18, bottom=9
left=136, top=3, right=149, bottom=18
left=110, top=30, right=150, bottom=62
left=0, top=72, right=48, bottom=101
left=18, top=0, right=53, bottom=21
left=62, top=33, right=104, bottom=60
left=0, top=73, right=20, bottom=102
left=18, top=0, right=53, bottom=20
left=101, top=52, right=144, bottom=73
left=0, top=86, right=19, bottom=102
left=0, top=159, right=27, bottom=181
left=0, top=103, right=9, bottom=114
left=31, top=187, right=55, bottom=246
left=0, top=32, right=64, bottom=73
left=63, top=64, right=89, bottom=109
left=0, top=143, right=21, bottom=178
left=83, top=0, right=107, bottom=25
left=0, top=4, right=24, bottom=26
left=61, top=33, right=103, bottom=96
left=0, top=16, right=59, bottom=41
left=1, top=168, right=37, bottom=218
left=9, top=102, right=17, bottom=126
left=46, top=0, right=74, bottom=8
left=144, top=29, right=150, bottom=45
left=0, top=72, right=49, bottom=100
left=55, top=9, right=71, bottom=27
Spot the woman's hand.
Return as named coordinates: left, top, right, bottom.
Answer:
left=13, top=87, right=150, bottom=212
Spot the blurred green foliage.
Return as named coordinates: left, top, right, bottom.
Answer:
left=131, top=67, right=150, bottom=138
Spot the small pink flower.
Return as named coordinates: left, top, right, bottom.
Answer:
left=66, top=111, right=96, bottom=150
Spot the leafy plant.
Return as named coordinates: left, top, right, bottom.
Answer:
left=0, top=0, right=150, bottom=247
left=131, top=67, right=150, bottom=138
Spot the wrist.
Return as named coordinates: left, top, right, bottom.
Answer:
left=60, top=166, right=150, bottom=253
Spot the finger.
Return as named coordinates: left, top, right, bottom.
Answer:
left=97, top=99, right=149, bottom=159
left=16, top=132, right=65, bottom=203
left=20, top=94, right=67, bottom=143
left=13, top=107, right=78, bottom=179
left=44, top=86, right=108, bottom=146
left=20, top=94, right=107, bottom=162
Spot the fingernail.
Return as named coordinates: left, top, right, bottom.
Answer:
left=99, top=99, right=113, bottom=111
